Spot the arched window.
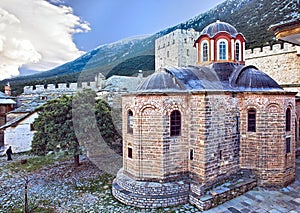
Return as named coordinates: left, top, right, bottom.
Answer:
left=247, top=108, right=256, bottom=132
left=202, top=42, right=209, bottom=62
left=170, top=110, right=181, bottom=136
left=286, top=108, right=291, bottom=132
left=217, top=39, right=228, bottom=60
left=235, top=41, right=240, bottom=61
left=127, top=110, right=133, bottom=134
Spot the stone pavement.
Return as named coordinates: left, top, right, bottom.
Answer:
left=204, top=157, right=300, bottom=213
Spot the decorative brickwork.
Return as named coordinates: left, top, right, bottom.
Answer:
left=239, top=92, right=296, bottom=187
left=113, top=90, right=296, bottom=210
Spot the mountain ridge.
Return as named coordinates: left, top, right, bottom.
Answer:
left=2, top=0, right=300, bottom=95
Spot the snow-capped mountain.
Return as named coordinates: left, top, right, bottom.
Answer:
left=4, top=0, right=300, bottom=94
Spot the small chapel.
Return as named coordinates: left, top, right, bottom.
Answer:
left=112, top=20, right=297, bottom=210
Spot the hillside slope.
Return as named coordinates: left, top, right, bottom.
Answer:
left=2, top=0, right=299, bottom=95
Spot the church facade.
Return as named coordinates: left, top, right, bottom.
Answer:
left=112, top=21, right=297, bottom=210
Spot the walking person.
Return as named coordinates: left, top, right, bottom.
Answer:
left=6, top=146, right=12, bottom=161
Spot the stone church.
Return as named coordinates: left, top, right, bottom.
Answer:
left=112, top=21, right=297, bottom=210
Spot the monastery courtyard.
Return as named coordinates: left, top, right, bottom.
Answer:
left=204, top=157, right=300, bottom=213
left=0, top=154, right=299, bottom=212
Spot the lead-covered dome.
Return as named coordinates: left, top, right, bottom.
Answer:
left=137, top=68, right=186, bottom=92
left=200, top=20, right=238, bottom=38
left=230, top=65, right=282, bottom=91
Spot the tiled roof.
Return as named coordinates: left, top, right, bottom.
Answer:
left=0, top=113, right=32, bottom=130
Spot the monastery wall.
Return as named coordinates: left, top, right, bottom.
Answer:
left=245, top=43, right=300, bottom=88
left=23, top=73, right=106, bottom=95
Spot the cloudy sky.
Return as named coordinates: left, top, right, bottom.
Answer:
left=0, top=0, right=224, bottom=80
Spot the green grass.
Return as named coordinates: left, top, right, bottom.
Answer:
left=3, top=153, right=71, bottom=174
left=73, top=173, right=115, bottom=193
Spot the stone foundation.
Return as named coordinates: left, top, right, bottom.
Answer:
left=190, top=176, right=257, bottom=211
left=112, top=169, right=257, bottom=211
left=112, top=169, right=190, bottom=208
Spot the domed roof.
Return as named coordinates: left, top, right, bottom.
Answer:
left=136, top=64, right=283, bottom=93
left=137, top=69, right=186, bottom=92
left=230, top=66, right=282, bottom=91
left=200, top=20, right=238, bottom=38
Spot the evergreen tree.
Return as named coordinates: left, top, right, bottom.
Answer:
left=32, top=89, right=122, bottom=166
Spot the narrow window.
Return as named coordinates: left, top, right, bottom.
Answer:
left=170, top=110, right=181, bottom=136
left=286, top=108, right=291, bottom=132
left=128, top=147, right=133, bottom=158
left=187, top=49, right=190, bottom=56
left=167, top=51, right=169, bottom=58
left=190, top=149, right=194, bottom=160
left=286, top=137, right=291, bottom=153
left=203, top=43, right=208, bottom=62
left=248, top=108, right=256, bottom=132
left=235, top=42, right=240, bottom=61
left=219, top=41, right=227, bottom=60
left=127, top=110, right=133, bottom=134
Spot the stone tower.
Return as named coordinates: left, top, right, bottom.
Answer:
left=155, top=28, right=200, bottom=70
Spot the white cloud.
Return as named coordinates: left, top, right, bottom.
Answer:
left=0, top=0, right=90, bottom=80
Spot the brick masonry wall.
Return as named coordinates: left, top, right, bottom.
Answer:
left=122, top=94, right=190, bottom=181
left=239, top=92, right=296, bottom=187
left=203, top=93, right=240, bottom=186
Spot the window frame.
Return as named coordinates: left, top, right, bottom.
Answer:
left=286, top=137, right=291, bottom=154
left=127, top=110, right=133, bottom=134
left=247, top=108, right=256, bottom=132
left=286, top=108, right=291, bottom=132
left=217, top=39, right=228, bottom=60
left=128, top=147, right=133, bottom=159
left=201, top=40, right=209, bottom=62
left=170, top=110, right=181, bottom=137
left=235, top=40, right=241, bottom=61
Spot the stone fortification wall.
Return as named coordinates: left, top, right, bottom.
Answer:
left=23, top=82, right=98, bottom=95
left=23, top=72, right=106, bottom=95
left=245, top=43, right=300, bottom=87
left=155, top=29, right=199, bottom=70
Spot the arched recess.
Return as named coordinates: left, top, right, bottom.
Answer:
left=139, top=105, right=162, bottom=179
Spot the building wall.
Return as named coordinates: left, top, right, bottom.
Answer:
left=4, top=113, right=39, bottom=153
left=122, top=91, right=296, bottom=188
left=245, top=43, right=300, bottom=88
left=155, top=29, right=199, bottom=70
left=189, top=93, right=240, bottom=187
left=122, top=94, right=190, bottom=181
left=239, top=92, right=296, bottom=187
